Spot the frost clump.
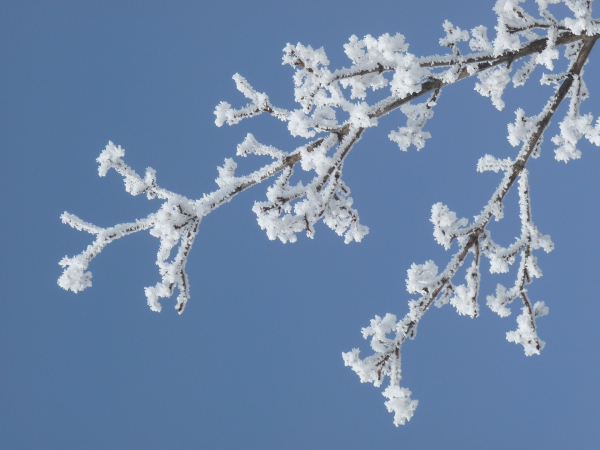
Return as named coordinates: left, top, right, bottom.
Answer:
left=389, top=96, right=437, bottom=152
left=430, top=203, right=467, bottom=250
left=406, top=260, right=438, bottom=294
left=382, top=385, right=418, bottom=426
left=506, top=303, right=548, bottom=356
left=475, top=65, right=511, bottom=110
left=58, top=255, right=92, bottom=293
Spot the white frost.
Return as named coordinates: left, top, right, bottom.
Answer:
left=382, top=385, right=419, bottom=427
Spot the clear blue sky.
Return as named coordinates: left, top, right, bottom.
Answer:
left=1, top=1, right=599, bottom=448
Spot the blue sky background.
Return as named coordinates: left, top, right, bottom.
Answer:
left=1, top=1, right=599, bottom=448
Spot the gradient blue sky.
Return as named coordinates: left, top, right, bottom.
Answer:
left=1, top=1, right=599, bottom=448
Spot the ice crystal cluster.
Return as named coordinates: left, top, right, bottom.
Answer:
left=60, top=0, right=600, bottom=425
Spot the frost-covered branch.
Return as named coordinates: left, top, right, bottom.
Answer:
left=344, top=19, right=598, bottom=425
left=60, top=0, right=600, bottom=427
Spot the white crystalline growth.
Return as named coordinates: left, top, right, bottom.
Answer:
left=341, top=33, right=411, bottom=100
left=382, top=385, right=419, bottom=427
left=475, top=64, right=511, bottom=110
left=553, top=112, right=600, bottom=162
left=389, top=97, right=437, bottom=152
left=430, top=202, right=468, bottom=250
left=391, top=53, right=430, bottom=99
left=58, top=255, right=92, bottom=293
left=439, top=20, right=470, bottom=49
left=449, top=260, right=480, bottom=318
left=512, top=55, right=538, bottom=87
left=342, top=348, right=378, bottom=385
left=477, top=154, right=514, bottom=173
left=507, top=108, right=535, bottom=147
left=506, top=303, right=548, bottom=356
left=469, top=25, right=493, bottom=53
left=97, top=141, right=125, bottom=177
left=486, top=283, right=514, bottom=318
left=406, top=260, right=439, bottom=294
left=361, top=313, right=398, bottom=353
left=535, top=27, right=559, bottom=70
left=563, top=0, right=600, bottom=35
